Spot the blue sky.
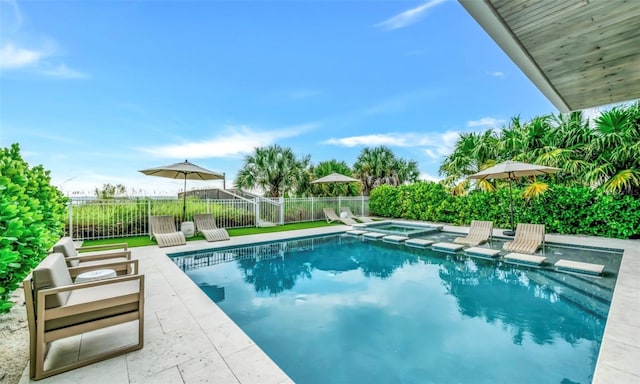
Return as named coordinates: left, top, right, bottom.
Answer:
left=1, top=0, right=560, bottom=196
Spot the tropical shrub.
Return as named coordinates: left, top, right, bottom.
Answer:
left=369, top=181, right=639, bottom=239
left=0, top=144, right=67, bottom=312
left=369, top=185, right=403, bottom=218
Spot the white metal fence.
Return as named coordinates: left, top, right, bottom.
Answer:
left=66, top=196, right=369, bottom=240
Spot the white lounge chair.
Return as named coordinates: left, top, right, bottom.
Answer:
left=323, top=208, right=357, bottom=225
left=454, top=220, right=493, bottom=246
left=503, top=223, right=545, bottom=255
left=340, top=207, right=374, bottom=223
left=193, top=213, right=230, bottom=242
left=149, top=215, right=186, bottom=247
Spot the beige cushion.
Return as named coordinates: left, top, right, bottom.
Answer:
left=45, top=280, right=141, bottom=331
left=52, top=237, right=80, bottom=266
left=32, top=253, right=73, bottom=309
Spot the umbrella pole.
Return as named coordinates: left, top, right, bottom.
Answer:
left=505, top=177, right=515, bottom=236
left=183, top=174, right=187, bottom=222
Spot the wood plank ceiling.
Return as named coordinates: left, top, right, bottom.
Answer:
left=459, top=0, right=640, bottom=112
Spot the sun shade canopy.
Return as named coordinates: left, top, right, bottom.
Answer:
left=459, top=0, right=640, bottom=112
left=139, top=160, right=224, bottom=181
left=468, top=161, right=561, bottom=181
left=311, top=172, right=360, bottom=184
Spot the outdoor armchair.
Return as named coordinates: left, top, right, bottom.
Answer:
left=23, top=253, right=144, bottom=380
left=149, top=215, right=187, bottom=247
left=52, top=236, right=132, bottom=279
left=193, top=213, right=230, bottom=242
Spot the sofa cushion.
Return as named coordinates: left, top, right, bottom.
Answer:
left=45, top=279, right=141, bottom=331
left=32, top=253, right=73, bottom=309
left=52, top=237, right=79, bottom=266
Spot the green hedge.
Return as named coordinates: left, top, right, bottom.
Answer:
left=1, top=144, right=67, bottom=312
left=369, top=181, right=640, bottom=239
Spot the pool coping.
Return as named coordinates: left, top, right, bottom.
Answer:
left=20, top=222, right=639, bottom=383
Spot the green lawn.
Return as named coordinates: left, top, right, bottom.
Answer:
left=82, top=220, right=340, bottom=248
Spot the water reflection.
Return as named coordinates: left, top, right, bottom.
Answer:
left=436, top=256, right=607, bottom=346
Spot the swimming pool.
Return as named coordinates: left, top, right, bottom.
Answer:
left=170, top=234, right=620, bottom=383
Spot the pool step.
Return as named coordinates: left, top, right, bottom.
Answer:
left=465, top=247, right=501, bottom=258
left=554, top=259, right=605, bottom=276
left=362, top=232, right=386, bottom=240
left=432, top=242, right=465, bottom=253
left=382, top=235, right=409, bottom=244
left=404, top=239, right=435, bottom=248
left=536, top=270, right=613, bottom=305
left=503, top=252, right=546, bottom=267
left=346, top=230, right=368, bottom=236
left=526, top=270, right=611, bottom=319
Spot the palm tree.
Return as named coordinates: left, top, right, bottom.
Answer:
left=353, top=146, right=419, bottom=195
left=589, top=105, right=640, bottom=195
left=234, top=145, right=311, bottom=197
left=439, top=130, right=499, bottom=192
left=311, top=160, right=359, bottom=197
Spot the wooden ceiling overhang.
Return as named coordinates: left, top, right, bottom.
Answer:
left=459, top=0, right=640, bottom=112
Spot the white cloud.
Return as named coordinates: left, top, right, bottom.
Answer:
left=324, top=131, right=454, bottom=149
left=138, top=123, right=317, bottom=159
left=0, top=43, right=44, bottom=69
left=324, top=134, right=409, bottom=147
left=376, top=0, right=448, bottom=31
left=420, top=172, right=440, bottom=182
left=37, top=63, right=88, bottom=79
left=490, top=71, right=504, bottom=78
left=466, top=117, right=505, bottom=128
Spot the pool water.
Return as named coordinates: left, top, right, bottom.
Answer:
left=171, top=235, right=618, bottom=384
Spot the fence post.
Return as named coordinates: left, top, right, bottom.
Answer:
left=361, top=195, right=364, bottom=215
left=68, top=201, right=74, bottom=239
left=279, top=197, right=284, bottom=225
left=338, top=196, right=342, bottom=213
left=148, top=199, right=152, bottom=238
left=311, top=197, right=314, bottom=221
left=254, top=198, right=260, bottom=227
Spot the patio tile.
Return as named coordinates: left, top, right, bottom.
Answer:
left=126, top=325, right=214, bottom=380
left=130, top=366, right=183, bottom=384
left=593, top=363, right=640, bottom=384
left=224, top=345, right=292, bottom=384
left=597, top=337, right=640, bottom=377
left=33, top=356, right=129, bottom=384
left=178, top=350, right=240, bottom=384
left=79, top=322, right=140, bottom=360
left=202, top=317, right=256, bottom=358
left=42, top=335, right=81, bottom=371
left=155, top=306, right=200, bottom=334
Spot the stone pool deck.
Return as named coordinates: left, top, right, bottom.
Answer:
left=19, top=223, right=639, bottom=383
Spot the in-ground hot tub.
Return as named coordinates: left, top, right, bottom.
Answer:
left=354, top=220, right=443, bottom=237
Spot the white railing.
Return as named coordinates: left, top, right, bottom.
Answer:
left=66, top=196, right=369, bottom=240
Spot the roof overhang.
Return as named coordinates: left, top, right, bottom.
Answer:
left=459, top=0, right=640, bottom=113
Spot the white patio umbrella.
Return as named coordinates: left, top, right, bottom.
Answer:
left=311, top=172, right=360, bottom=184
left=468, top=160, right=560, bottom=235
left=139, top=160, right=224, bottom=221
